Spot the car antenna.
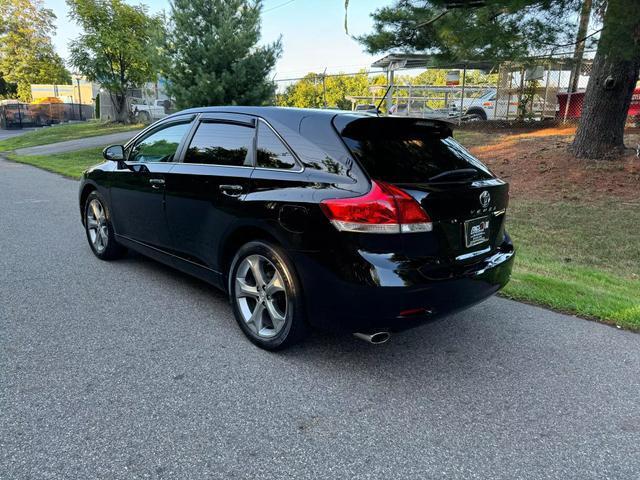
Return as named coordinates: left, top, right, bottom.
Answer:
left=375, top=85, right=393, bottom=116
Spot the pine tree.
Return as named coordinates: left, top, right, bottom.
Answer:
left=571, top=0, right=640, bottom=158
left=165, top=0, right=281, bottom=108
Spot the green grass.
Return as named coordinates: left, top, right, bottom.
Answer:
left=6, top=147, right=104, bottom=179
left=503, top=199, right=640, bottom=330
left=0, top=121, right=142, bottom=152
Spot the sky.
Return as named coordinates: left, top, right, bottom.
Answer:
left=44, top=0, right=393, bottom=80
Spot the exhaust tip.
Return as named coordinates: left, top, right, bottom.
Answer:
left=353, top=331, right=391, bottom=345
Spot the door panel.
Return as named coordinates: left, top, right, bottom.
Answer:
left=108, top=118, right=194, bottom=249
left=165, top=119, right=256, bottom=271
left=165, top=164, right=252, bottom=270
left=109, top=163, right=174, bottom=249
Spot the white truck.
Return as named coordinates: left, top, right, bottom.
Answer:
left=447, top=88, right=511, bottom=121
left=448, top=88, right=555, bottom=121
left=130, top=98, right=170, bottom=123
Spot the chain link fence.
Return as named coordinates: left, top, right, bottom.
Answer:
left=274, top=54, right=640, bottom=128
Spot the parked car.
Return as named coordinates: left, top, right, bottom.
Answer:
left=130, top=98, right=167, bottom=123
left=449, top=88, right=556, bottom=121
left=79, top=107, right=515, bottom=349
left=448, top=88, right=511, bottom=121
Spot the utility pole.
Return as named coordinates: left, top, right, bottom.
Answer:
left=569, top=0, right=592, bottom=94
left=322, top=67, right=327, bottom=108
left=75, top=76, right=83, bottom=121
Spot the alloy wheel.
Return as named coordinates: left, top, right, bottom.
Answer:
left=234, top=254, right=288, bottom=338
left=86, top=198, right=109, bottom=253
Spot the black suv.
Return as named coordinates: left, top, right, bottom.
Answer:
left=79, top=107, right=514, bottom=349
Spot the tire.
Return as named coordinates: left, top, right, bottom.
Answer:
left=84, top=191, right=126, bottom=260
left=466, top=109, right=487, bottom=121
left=229, top=240, right=308, bottom=350
left=137, top=111, right=151, bottom=124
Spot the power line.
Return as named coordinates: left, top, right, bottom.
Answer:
left=263, top=0, right=296, bottom=13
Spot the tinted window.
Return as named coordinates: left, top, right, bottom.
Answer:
left=185, top=122, right=254, bottom=166
left=129, top=121, right=191, bottom=163
left=256, top=121, right=296, bottom=169
left=339, top=118, right=493, bottom=183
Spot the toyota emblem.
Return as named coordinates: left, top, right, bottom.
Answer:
left=479, top=190, right=491, bottom=207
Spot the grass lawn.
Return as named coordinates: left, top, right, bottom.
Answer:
left=6, top=147, right=103, bottom=179
left=504, top=199, right=640, bottom=330
left=0, top=121, right=142, bottom=152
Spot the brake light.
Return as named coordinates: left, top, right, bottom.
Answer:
left=320, top=180, right=433, bottom=234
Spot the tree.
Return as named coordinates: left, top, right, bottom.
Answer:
left=358, top=0, right=640, bottom=159
left=277, top=72, right=388, bottom=109
left=0, top=0, right=70, bottom=101
left=357, top=0, right=577, bottom=63
left=571, top=0, right=640, bottom=158
left=165, top=0, right=282, bottom=108
left=0, top=75, right=17, bottom=99
left=67, top=0, right=163, bottom=122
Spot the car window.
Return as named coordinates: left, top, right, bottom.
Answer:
left=184, top=122, right=254, bottom=167
left=128, top=121, right=192, bottom=163
left=339, top=117, right=493, bottom=183
left=256, top=120, right=297, bottom=170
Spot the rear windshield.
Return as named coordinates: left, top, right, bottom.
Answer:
left=337, top=118, right=493, bottom=183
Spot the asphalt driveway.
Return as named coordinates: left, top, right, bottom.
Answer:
left=1, top=157, right=639, bottom=480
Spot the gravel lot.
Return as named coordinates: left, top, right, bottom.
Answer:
left=1, top=157, right=639, bottom=480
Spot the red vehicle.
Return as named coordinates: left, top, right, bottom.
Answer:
left=557, top=87, right=640, bottom=120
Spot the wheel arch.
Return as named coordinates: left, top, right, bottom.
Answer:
left=79, top=183, right=98, bottom=225
left=466, top=107, right=488, bottom=120
left=219, top=225, right=286, bottom=291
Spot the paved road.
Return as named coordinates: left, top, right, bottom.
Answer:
left=0, top=128, right=35, bottom=142
left=14, top=130, right=141, bottom=156
left=1, top=157, right=639, bottom=480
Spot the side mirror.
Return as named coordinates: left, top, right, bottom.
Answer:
left=103, top=144, right=125, bottom=162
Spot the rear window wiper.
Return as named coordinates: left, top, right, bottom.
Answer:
left=428, top=168, right=479, bottom=182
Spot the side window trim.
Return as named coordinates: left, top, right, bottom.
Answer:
left=125, top=114, right=196, bottom=164
left=174, top=113, right=202, bottom=163
left=255, top=118, right=304, bottom=173
left=179, top=118, right=257, bottom=168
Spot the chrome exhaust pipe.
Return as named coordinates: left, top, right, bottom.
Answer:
left=353, top=331, right=391, bottom=345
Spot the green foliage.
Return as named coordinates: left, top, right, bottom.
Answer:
left=358, top=0, right=580, bottom=62
left=164, top=0, right=282, bottom=108
left=276, top=69, right=499, bottom=110
left=0, top=74, right=17, bottom=99
left=66, top=0, right=164, bottom=121
left=0, top=0, right=71, bottom=101
left=278, top=71, right=380, bottom=109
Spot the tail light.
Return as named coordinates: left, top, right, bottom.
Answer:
left=320, top=180, right=433, bottom=234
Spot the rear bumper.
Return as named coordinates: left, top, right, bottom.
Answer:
left=292, top=235, right=515, bottom=333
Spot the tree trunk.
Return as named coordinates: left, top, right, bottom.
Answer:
left=569, top=0, right=592, bottom=94
left=571, top=0, right=640, bottom=159
left=112, top=92, right=130, bottom=124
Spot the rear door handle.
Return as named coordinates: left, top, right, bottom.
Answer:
left=219, top=184, right=243, bottom=197
left=149, top=178, right=165, bottom=189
